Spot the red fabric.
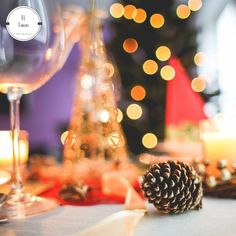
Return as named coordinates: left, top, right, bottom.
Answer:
left=39, top=178, right=143, bottom=206
left=165, top=56, right=207, bottom=126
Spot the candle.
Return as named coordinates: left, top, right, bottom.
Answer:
left=0, top=130, right=29, bottom=166
left=200, top=119, right=236, bottom=164
left=201, top=133, right=236, bottom=164
left=0, top=170, right=11, bottom=185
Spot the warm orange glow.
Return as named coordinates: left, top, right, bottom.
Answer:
left=191, top=76, right=206, bottom=92
left=110, top=3, right=124, bottom=18
left=104, top=62, right=115, bottom=78
left=53, top=25, right=61, bottom=34
left=123, top=38, right=138, bottom=53
left=0, top=131, right=28, bottom=166
left=131, top=85, right=146, bottom=101
left=108, top=132, right=125, bottom=148
left=124, top=5, right=136, bottom=20
left=160, top=65, right=176, bottom=80
left=99, top=110, right=110, bottom=123
left=143, top=60, right=158, bottom=75
left=155, top=46, right=171, bottom=61
left=117, top=109, right=123, bottom=123
left=0, top=170, right=11, bottom=185
left=176, top=4, right=191, bottom=19
left=142, top=133, right=158, bottom=149
left=150, top=14, right=165, bottom=29
left=45, top=48, right=52, bottom=61
left=127, top=104, right=143, bottom=120
left=194, top=52, right=206, bottom=67
left=188, top=0, right=202, bottom=11
left=133, top=8, right=147, bottom=23
left=80, top=74, right=94, bottom=90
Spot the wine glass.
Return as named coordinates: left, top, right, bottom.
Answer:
left=0, top=0, right=66, bottom=219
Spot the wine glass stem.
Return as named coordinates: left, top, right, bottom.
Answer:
left=7, top=90, right=23, bottom=192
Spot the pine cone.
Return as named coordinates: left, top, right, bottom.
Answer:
left=141, top=161, right=203, bottom=214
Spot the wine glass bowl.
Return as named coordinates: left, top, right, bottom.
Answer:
left=0, top=0, right=65, bottom=94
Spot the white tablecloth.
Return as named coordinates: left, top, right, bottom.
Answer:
left=1, top=198, right=236, bottom=236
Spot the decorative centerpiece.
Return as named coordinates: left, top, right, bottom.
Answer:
left=194, top=159, right=236, bottom=198
left=62, top=0, right=129, bottom=173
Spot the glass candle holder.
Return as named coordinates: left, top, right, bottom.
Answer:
left=200, top=119, right=236, bottom=164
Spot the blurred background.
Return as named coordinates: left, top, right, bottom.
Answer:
left=0, top=0, right=235, bottom=158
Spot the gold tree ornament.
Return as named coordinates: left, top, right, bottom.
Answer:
left=107, top=132, right=126, bottom=149
left=63, top=0, right=129, bottom=164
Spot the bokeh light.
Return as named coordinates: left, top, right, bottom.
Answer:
left=160, top=65, right=176, bottom=80
left=142, top=133, right=158, bottom=149
left=110, top=3, right=124, bottom=18
left=98, top=110, right=110, bottom=123
left=103, top=62, right=115, bottom=78
left=126, top=104, right=143, bottom=120
left=80, top=74, right=94, bottom=90
left=45, top=48, right=52, bottom=61
left=61, top=131, right=69, bottom=145
left=123, top=38, right=138, bottom=53
left=150, top=14, right=165, bottom=29
left=176, top=4, right=191, bottom=19
left=61, top=131, right=77, bottom=147
left=133, top=8, right=147, bottom=23
left=143, top=60, right=158, bottom=75
left=191, top=76, right=206, bottom=92
left=124, top=5, right=136, bottom=20
left=194, top=52, right=206, bottom=67
left=131, top=85, right=146, bottom=101
left=155, top=46, right=171, bottom=61
left=117, top=109, right=123, bottom=123
left=188, top=0, right=202, bottom=12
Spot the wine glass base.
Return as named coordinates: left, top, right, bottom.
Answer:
left=0, top=190, right=59, bottom=219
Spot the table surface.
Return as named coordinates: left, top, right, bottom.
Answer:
left=1, top=198, right=236, bottom=236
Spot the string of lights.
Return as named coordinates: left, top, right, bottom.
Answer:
left=108, top=0, right=207, bottom=151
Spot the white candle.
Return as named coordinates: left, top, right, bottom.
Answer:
left=200, top=119, right=236, bottom=163
left=201, top=133, right=236, bottom=163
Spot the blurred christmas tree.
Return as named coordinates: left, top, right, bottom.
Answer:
left=105, top=0, right=201, bottom=154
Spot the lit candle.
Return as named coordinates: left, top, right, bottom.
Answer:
left=0, top=130, right=29, bottom=167
left=201, top=133, right=236, bottom=163
left=200, top=119, right=236, bottom=164
left=0, top=170, right=11, bottom=185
